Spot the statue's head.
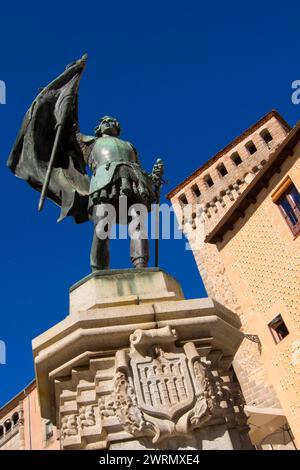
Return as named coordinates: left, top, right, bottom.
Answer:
left=94, top=116, right=121, bottom=137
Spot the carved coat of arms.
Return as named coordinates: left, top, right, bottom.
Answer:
left=108, top=326, right=214, bottom=443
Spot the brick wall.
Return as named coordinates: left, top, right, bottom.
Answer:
left=169, top=113, right=291, bottom=431
left=216, top=143, right=300, bottom=444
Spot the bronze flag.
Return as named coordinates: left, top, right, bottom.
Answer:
left=7, top=55, right=90, bottom=223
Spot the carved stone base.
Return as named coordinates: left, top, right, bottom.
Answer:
left=33, top=269, right=252, bottom=450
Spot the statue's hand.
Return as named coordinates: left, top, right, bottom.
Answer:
left=151, top=158, right=164, bottom=186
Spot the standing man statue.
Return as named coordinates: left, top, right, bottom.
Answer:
left=7, top=55, right=164, bottom=270
left=83, top=115, right=163, bottom=270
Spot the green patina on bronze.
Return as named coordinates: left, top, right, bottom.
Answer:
left=69, top=267, right=163, bottom=292
left=7, top=57, right=164, bottom=272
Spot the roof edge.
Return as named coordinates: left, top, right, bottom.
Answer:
left=0, top=379, right=36, bottom=418
left=167, top=110, right=291, bottom=200
left=205, top=119, right=300, bottom=244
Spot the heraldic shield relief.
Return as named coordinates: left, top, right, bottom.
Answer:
left=132, top=344, right=194, bottom=420
left=112, top=326, right=214, bottom=443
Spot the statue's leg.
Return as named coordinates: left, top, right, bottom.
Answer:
left=90, top=204, right=111, bottom=271
left=90, top=230, right=110, bottom=271
left=129, top=207, right=149, bottom=268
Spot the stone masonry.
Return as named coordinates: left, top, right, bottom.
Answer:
left=168, top=111, right=290, bottom=415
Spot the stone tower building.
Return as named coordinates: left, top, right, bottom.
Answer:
left=2, top=109, right=299, bottom=450
left=168, top=110, right=300, bottom=448
left=0, top=381, right=59, bottom=450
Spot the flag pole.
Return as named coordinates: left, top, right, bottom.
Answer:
left=153, top=158, right=164, bottom=268
left=37, top=55, right=87, bottom=212
left=38, top=122, right=64, bottom=212
left=155, top=184, right=161, bottom=268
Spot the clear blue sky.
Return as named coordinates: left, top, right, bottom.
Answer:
left=1, top=0, right=300, bottom=407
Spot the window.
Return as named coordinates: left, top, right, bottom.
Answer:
left=261, top=129, right=273, bottom=144
left=246, top=140, right=257, bottom=155
left=191, top=184, right=201, bottom=198
left=4, top=420, right=11, bottom=433
left=204, top=174, right=214, bottom=188
left=45, top=421, right=53, bottom=440
left=217, top=163, right=228, bottom=177
left=179, top=193, right=188, bottom=205
left=12, top=412, right=19, bottom=426
left=268, top=314, right=289, bottom=344
left=277, top=183, right=300, bottom=236
left=231, top=152, right=242, bottom=166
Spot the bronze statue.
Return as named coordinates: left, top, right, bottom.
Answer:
left=7, top=55, right=164, bottom=270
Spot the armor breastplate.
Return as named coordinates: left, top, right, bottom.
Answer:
left=89, top=136, right=137, bottom=169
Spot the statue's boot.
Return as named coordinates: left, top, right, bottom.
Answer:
left=130, top=238, right=149, bottom=268
left=132, top=257, right=148, bottom=268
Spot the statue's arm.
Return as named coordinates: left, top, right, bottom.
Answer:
left=128, top=142, right=141, bottom=165
left=128, top=142, right=164, bottom=187
left=150, top=158, right=164, bottom=188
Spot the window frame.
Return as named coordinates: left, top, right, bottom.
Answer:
left=246, top=140, right=257, bottom=155
left=268, top=314, right=289, bottom=344
left=260, top=128, right=273, bottom=145
left=45, top=420, right=54, bottom=440
left=217, top=163, right=228, bottom=177
left=231, top=152, right=242, bottom=166
left=277, top=183, right=300, bottom=237
left=191, top=184, right=201, bottom=198
left=204, top=174, right=214, bottom=188
left=179, top=193, right=188, bottom=206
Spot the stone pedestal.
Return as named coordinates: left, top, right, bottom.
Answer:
left=32, top=268, right=252, bottom=450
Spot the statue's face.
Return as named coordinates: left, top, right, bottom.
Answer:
left=99, top=117, right=120, bottom=137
